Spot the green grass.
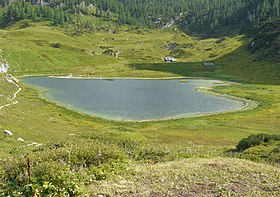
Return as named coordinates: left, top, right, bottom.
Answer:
left=0, top=21, right=245, bottom=75
left=1, top=21, right=278, bottom=84
left=1, top=81, right=279, bottom=156
left=0, top=21, right=279, bottom=195
left=92, top=158, right=280, bottom=196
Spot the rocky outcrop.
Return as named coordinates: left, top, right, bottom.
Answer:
left=0, top=49, right=10, bottom=73
left=0, top=63, right=9, bottom=73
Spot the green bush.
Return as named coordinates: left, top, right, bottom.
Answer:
left=0, top=141, right=128, bottom=196
left=0, top=133, right=180, bottom=196
left=236, top=133, right=280, bottom=152
left=52, top=43, right=61, bottom=48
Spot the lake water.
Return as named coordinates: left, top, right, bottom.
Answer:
left=22, top=77, right=245, bottom=121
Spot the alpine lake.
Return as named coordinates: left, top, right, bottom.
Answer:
left=22, top=77, right=246, bottom=121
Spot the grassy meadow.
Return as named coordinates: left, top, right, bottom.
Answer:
left=0, top=21, right=244, bottom=76
left=0, top=21, right=279, bottom=196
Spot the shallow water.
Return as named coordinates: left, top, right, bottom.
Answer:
left=22, top=77, right=244, bottom=121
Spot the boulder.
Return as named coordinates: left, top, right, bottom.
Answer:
left=26, top=142, right=43, bottom=147
left=0, top=63, right=10, bottom=73
left=17, top=138, right=24, bottom=142
left=3, top=130, right=13, bottom=136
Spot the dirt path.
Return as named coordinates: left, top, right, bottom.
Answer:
left=0, top=75, right=21, bottom=110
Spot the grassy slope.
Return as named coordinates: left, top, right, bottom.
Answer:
left=1, top=21, right=278, bottom=85
left=130, top=44, right=280, bottom=85
left=93, top=158, right=280, bottom=196
left=0, top=21, right=244, bottom=76
left=0, top=21, right=279, bottom=195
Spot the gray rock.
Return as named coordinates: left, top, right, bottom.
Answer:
left=26, top=142, right=38, bottom=147
left=26, top=142, right=43, bottom=147
left=0, top=63, right=10, bottom=73
left=17, top=138, right=24, bottom=142
left=3, top=130, right=13, bottom=136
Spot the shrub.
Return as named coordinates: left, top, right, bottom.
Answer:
left=20, top=22, right=29, bottom=29
left=52, top=43, right=61, bottom=48
left=135, top=147, right=171, bottom=163
left=236, top=133, right=280, bottom=152
left=102, top=49, right=115, bottom=55
left=209, top=53, right=218, bottom=58
left=169, top=49, right=186, bottom=58
left=0, top=141, right=128, bottom=196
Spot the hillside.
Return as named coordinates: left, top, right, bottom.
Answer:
left=248, top=17, right=280, bottom=62
left=1, top=0, right=280, bottom=36
left=0, top=20, right=278, bottom=84
left=93, top=158, right=280, bottom=196
left=0, top=21, right=243, bottom=76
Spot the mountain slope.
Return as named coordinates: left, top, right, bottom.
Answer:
left=1, top=0, right=280, bottom=36
left=248, top=17, right=280, bottom=62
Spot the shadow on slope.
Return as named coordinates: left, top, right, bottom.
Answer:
left=129, top=44, right=280, bottom=85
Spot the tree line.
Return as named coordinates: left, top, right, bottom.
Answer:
left=0, top=0, right=279, bottom=35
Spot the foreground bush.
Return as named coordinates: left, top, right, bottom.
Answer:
left=236, top=133, right=280, bottom=152
left=0, top=141, right=127, bottom=196
left=0, top=135, right=178, bottom=196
